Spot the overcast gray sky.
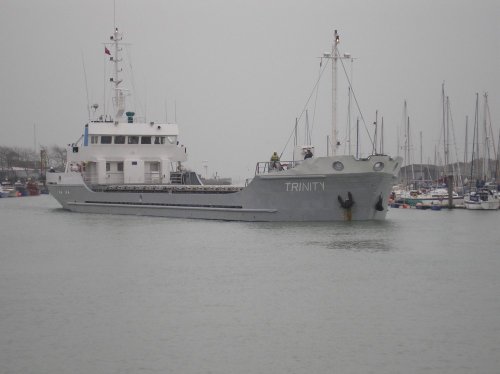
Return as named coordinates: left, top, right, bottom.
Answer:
left=1, top=0, right=499, bottom=181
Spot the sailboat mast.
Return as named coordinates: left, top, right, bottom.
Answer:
left=470, top=93, right=479, bottom=183
left=420, top=130, right=423, bottom=178
left=408, top=116, right=415, bottom=181
left=483, top=92, right=489, bottom=180
left=442, top=83, right=447, bottom=174
left=464, top=116, right=468, bottom=167
left=446, top=96, right=450, bottom=174
left=496, top=130, right=500, bottom=181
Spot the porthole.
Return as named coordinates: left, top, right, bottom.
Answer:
left=332, top=161, right=344, bottom=171
left=373, top=162, right=385, bottom=171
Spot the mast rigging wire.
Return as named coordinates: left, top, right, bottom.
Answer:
left=337, top=48, right=374, bottom=147
left=81, top=52, right=91, bottom=121
left=309, top=64, right=323, bottom=143
left=279, top=58, right=331, bottom=158
left=280, top=43, right=376, bottom=158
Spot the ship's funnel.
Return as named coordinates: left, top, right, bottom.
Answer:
left=126, top=111, right=135, bottom=123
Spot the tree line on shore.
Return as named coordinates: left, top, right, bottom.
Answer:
left=0, top=145, right=67, bottom=181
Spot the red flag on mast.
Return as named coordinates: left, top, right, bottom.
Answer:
left=105, top=47, right=111, bottom=55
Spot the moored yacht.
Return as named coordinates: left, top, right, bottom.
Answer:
left=393, top=187, right=464, bottom=207
left=464, top=186, right=500, bottom=210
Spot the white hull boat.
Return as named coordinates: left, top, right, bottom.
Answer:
left=464, top=189, right=500, bottom=210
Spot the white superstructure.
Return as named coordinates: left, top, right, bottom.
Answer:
left=65, top=26, right=188, bottom=186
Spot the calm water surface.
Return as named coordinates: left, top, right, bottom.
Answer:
left=1, top=195, right=499, bottom=374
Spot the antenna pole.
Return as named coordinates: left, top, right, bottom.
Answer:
left=356, top=117, right=359, bottom=159
left=294, top=118, right=298, bottom=163
left=33, top=124, right=37, bottom=154
left=380, top=117, right=384, bottom=155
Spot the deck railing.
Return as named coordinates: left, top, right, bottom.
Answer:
left=254, top=160, right=300, bottom=175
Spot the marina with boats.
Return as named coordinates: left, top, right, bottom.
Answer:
left=0, top=179, right=47, bottom=198
left=389, top=83, right=500, bottom=211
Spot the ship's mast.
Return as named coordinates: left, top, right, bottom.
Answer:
left=332, top=30, right=340, bottom=155
left=322, top=30, right=352, bottom=156
left=110, top=26, right=125, bottom=120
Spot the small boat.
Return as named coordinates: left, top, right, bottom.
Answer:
left=394, top=188, right=463, bottom=207
left=26, top=180, right=40, bottom=196
left=14, top=180, right=28, bottom=196
left=0, top=185, right=9, bottom=198
left=415, top=203, right=431, bottom=210
left=0, top=181, right=18, bottom=197
left=464, top=188, right=500, bottom=210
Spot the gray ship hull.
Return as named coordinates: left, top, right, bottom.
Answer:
left=47, top=155, right=401, bottom=221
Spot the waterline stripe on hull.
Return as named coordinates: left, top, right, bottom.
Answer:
left=67, top=201, right=277, bottom=213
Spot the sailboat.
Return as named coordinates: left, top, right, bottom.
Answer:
left=47, top=24, right=401, bottom=221
left=463, top=93, right=499, bottom=210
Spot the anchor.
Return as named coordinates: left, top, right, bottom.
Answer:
left=375, top=194, right=384, bottom=211
left=338, top=192, right=354, bottom=221
left=337, top=191, right=354, bottom=209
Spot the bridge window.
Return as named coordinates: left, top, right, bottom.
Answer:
left=128, top=136, right=139, bottom=144
left=115, top=135, right=126, bottom=144
left=141, top=136, right=152, bottom=144
left=167, top=136, right=177, bottom=144
left=154, top=136, right=165, bottom=144
left=101, top=136, right=112, bottom=144
left=90, top=136, right=99, bottom=144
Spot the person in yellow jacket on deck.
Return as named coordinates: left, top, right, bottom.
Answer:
left=270, top=151, right=281, bottom=171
